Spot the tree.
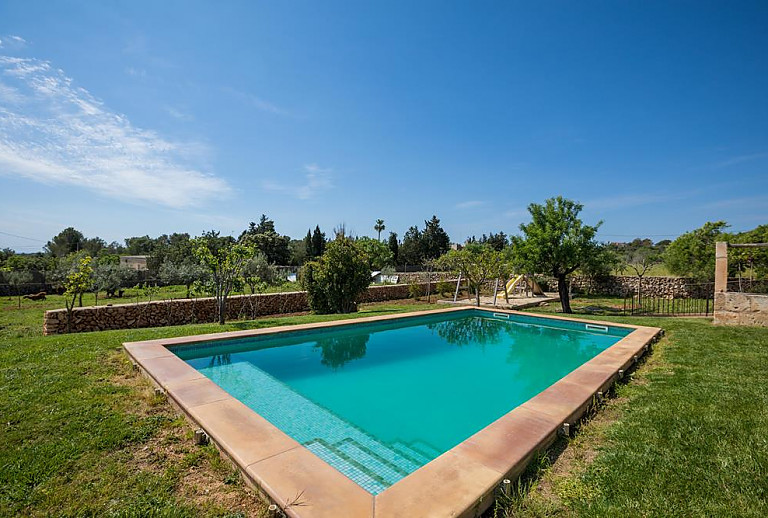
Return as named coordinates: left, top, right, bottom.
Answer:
left=579, top=244, right=621, bottom=295
left=303, top=229, right=314, bottom=259
left=7, top=270, right=33, bottom=309
left=422, top=216, right=451, bottom=260
left=92, top=262, right=136, bottom=301
left=193, top=231, right=255, bottom=325
left=388, top=232, right=399, bottom=265
left=374, top=219, right=386, bottom=241
left=301, top=237, right=371, bottom=314
left=664, top=221, right=729, bottom=281
left=63, top=256, right=93, bottom=333
left=399, top=226, right=423, bottom=266
left=239, top=215, right=291, bottom=265
left=45, top=227, right=85, bottom=257
left=311, top=225, right=326, bottom=258
left=622, top=245, right=661, bottom=299
left=124, top=235, right=156, bottom=255
left=242, top=253, right=280, bottom=294
left=158, top=261, right=207, bottom=298
left=355, top=237, right=394, bottom=270
left=437, top=244, right=507, bottom=306
left=511, top=197, right=601, bottom=313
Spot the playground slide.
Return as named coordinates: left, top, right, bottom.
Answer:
left=496, top=275, right=545, bottom=299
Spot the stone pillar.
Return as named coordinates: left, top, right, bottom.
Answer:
left=715, top=241, right=728, bottom=293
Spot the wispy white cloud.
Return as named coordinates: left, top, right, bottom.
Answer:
left=0, top=35, right=27, bottom=49
left=455, top=200, right=486, bottom=210
left=262, top=163, right=333, bottom=200
left=125, top=66, right=147, bottom=78
left=0, top=55, right=230, bottom=208
left=710, top=152, right=768, bottom=169
left=164, top=105, right=193, bottom=121
left=222, top=86, right=284, bottom=115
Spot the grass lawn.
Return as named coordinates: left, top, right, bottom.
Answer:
left=2, top=294, right=767, bottom=517
left=493, top=296, right=768, bottom=517
left=0, top=295, right=434, bottom=517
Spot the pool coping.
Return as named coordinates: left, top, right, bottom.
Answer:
left=123, top=306, right=662, bottom=518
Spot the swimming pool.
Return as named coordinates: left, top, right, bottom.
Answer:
left=125, top=307, right=661, bottom=517
left=174, top=310, right=630, bottom=494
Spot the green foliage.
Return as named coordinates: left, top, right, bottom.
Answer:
left=511, top=196, right=601, bottom=313
left=301, top=237, right=372, bottom=313
left=399, top=215, right=451, bottom=265
left=355, top=236, right=394, bottom=270
left=92, top=263, right=136, bottom=298
left=241, top=252, right=280, bottom=294
left=192, top=231, right=255, bottom=324
left=238, top=214, right=291, bottom=265
left=663, top=221, right=728, bottom=280
left=580, top=244, right=621, bottom=280
left=436, top=280, right=456, bottom=297
left=466, top=231, right=509, bottom=251
left=729, top=224, right=768, bottom=279
left=45, top=227, right=85, bottom=257
left=158, top=260, right=208, bottom=298
left=374, top=219, right=386, bottom=241
left=437, top=244, right=510, bottom=306
left=387, top=232, right=399, bottom=264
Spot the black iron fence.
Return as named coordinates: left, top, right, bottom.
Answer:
left=622, top=281, right=714, bottom=317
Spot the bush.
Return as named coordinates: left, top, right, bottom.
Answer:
left=408, top=281, right=423, bottom=299
left=300, top=237, right=371, bottom=314
left=436, top=280, right=455, bottom=297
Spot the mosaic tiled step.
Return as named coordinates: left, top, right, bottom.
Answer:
left=201, top=361, right=441, bottom=494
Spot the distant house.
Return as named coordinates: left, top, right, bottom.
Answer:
left=120, top=255, right=149, bottom=271
left=450, top=243, right=463, bottom=251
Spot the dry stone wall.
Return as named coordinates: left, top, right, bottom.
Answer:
left=43, top=283, right=437, bottom=335
left=568, top=275, right=713, bottom=299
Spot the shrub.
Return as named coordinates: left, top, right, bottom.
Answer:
left=437, top=280, right=455, bottom=297
left=301, top=237, right=371, bottom=314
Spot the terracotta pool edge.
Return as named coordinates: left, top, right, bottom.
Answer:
left=123, top=306, right=662, bottom=518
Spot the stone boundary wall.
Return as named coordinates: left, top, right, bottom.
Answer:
left=568, top=275, right=713, bottom=299
left=43, top=282, right=440, bottom=335
left=714, top=292, right=768, bottom=327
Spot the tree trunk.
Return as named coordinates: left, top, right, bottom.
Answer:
left=475, top=285, right=481, bottom=307
left=218, top=296, right=226, bottom=325
left=557, top=274, right=572, bottom=313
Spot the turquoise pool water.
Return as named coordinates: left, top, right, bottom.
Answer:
left=175, top=310, right=631, bottom=494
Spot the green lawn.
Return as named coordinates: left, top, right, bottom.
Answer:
left=2, top=294, right=767, bottom=517
left=0, top=295, right=434, bottom=517
left=494, top=296, right=768, bottom=517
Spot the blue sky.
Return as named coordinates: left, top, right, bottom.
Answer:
left=1, top=1, right=766, bottom=252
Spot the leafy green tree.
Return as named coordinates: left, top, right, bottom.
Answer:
left=578, top=244, right=621, bottom=295
left=92, top=262, right=136, bottom=303
left=399, top=226, right=423, bottom=265
left=242, top=252, right=280, bottom=294
left=239, top=215, right=291, bottom=265
left=301, top=237, right=371, bottom=314
left=422, top=215, right=451, bottom=260
left=193, top=231, right=255, bottom=324
left=387, top=232, right=399, bottom=265
left=437, top=244, right=508, bottom=306
left=7, top=270, right=33, bottom=308
left=729, top=224, right=768, bottom=283
left=356, top=237, right=394, bottom=270
left=63, top=256, right=93, bottom=333
left=45, top=227, right=85, bottom=257
left=511, top=197, right=601, bottom=313
left=123, top=235, right=156, bottom=255
left=664, top=221, right=729, bottom=281
left=158, top=260, right=208, bottom=298
left=303, top=229, right=313, bottom=259
left=147, top=233, right=193, bottom=275
left=374, top=219, right=386, bottom=241
left=312, top=225, right=326, bottom=257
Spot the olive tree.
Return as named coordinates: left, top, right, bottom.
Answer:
left=159, top=260, right=208, bottom=298
left=511, top=197, right=601, bottom=313
left=192, top=231, right=255, bottom=325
